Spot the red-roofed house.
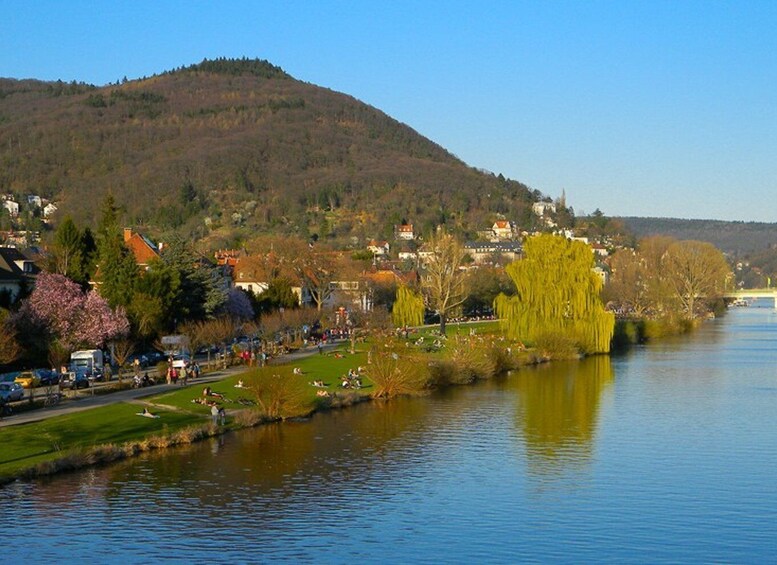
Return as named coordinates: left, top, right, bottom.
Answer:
left=123, top=228, right=160, bottom=269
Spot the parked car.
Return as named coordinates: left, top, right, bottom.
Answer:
left=59, top=372, right=90, bottom=390
left=0, top=382, right=24, bottom=402
left=0, top=372, right=20, bottom=383
left=15, top=371, right=41, bottom=389
left=34, top=369, right=60, bottom=386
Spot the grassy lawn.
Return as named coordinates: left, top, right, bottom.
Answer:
left=152, top=344, right=372, bottom=414
left=0, top=327, right=500, bottom=483
left=0, top=403, right=199, bottom=480
left=0, top=343, right=373, bottom=482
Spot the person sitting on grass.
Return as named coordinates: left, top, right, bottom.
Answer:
left=316, top=390, right=330, bottom=398
left=293, top=367, right=303, bottom=375
left=234, top=379, right=245, bottom=388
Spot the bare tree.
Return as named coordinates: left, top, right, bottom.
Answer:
left=111, top=338, right=135, bottom=383
left=420, top=227, right=467, bottom=334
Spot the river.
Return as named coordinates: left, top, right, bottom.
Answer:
left=2, top=307, right=777, bottom=563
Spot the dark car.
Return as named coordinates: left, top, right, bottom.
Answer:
left=60, top=372, right=90, bottom=390
left=34, top=369, right=60, bottom=386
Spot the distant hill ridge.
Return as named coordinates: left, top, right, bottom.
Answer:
left=619, top=217, right=777, bottom=255
left=0, top=57, right=537, bottom=245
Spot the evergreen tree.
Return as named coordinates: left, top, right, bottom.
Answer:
left=53, top=216, right=85, bottom=282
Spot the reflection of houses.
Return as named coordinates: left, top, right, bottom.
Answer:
left=0, top=247, right=39, bottom=303
left=464, top=241, right=523, bottom=265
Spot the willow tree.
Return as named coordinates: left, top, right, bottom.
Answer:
left=392, top=285, right=424, bottom=328
left=494, top=234, right=614, bottom=354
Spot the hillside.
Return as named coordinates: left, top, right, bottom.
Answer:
left=0, top=58, right=537, bottom=246
left=619, top=217, right=777, bottom=256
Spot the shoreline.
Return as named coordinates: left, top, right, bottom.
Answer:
left=1, top=316, right=699, bottom=487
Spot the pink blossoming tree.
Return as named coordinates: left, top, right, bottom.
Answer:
left=20, top=272, right=130, bottom=353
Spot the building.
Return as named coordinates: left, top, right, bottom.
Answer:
left=43, top=203, right=58, bottom=218
left=0, top=247, right=39, bottom=303
left=532, top=202, right=556, bottom=217
left=491, top=220, right=515, bottom=240
left=123, top=228, right=161, bottom=269
left=2, top=200, right=19, bottom=217
left=464, top=241, right=523, bottom=265
left=26, top=195, right=42, bottom=208
left=394, top=224, right=415, bottom=240
left=367, top=239, right=390, bottom=257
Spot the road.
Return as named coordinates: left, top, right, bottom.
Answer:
left=0, top=343, right=337, bottom=428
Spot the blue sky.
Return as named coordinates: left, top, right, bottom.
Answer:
left=3, top=0, right=777, bottom=222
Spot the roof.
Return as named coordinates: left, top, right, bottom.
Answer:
left=0, top=247, right=39, bottom=282
left=123, top=228, right=160, bottom=265
left=464, top=241, right=523, bottom=252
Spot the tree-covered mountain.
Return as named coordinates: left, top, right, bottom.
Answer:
left=0, top=58, right=538, bottom=247
left=619, top=217, right=777, bottom=256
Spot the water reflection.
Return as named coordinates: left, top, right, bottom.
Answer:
left=514, top=356, right=614, bottom=478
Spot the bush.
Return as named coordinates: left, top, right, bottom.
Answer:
left=531, top=331, right=579, bottom=360
left=248, top=366, right=310, bottom=419
left=364, top=338, right=429, bottom=398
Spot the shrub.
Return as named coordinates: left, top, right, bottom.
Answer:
left=364, top=337, right=429, bottom=398
left=248, top=366, right=310, bottom=419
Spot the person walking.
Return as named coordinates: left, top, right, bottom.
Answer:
left=211, top=404, right=219, bottom=425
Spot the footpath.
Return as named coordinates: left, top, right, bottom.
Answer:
left=0, top=343, right=336, bottom=428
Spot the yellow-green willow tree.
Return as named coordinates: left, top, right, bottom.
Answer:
left=392, top=285, right=425, bottom=328
left=494, top=234, right=615, bottom=354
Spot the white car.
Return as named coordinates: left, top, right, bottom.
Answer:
left=0, top=382, right=24, bottom=402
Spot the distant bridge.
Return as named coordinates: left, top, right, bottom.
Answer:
left=724, top=288, right=777, bottom=308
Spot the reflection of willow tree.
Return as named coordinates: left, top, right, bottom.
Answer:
left=514, top=356, right=614, bottom=477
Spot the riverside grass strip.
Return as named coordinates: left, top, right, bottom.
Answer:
left=0, top=345, right=372, bottom=483
left=0, top=322, right=502, bottom=484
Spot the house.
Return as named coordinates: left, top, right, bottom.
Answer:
left=491, top=220, right=515, bottom=240
left=0, top=247, right=39, bottom=303
left=532, top=202, right=556, bottom=217
left=394, top=224, right=415, bottom=240
left=43, top=203, right=58, bottom=218
left=123, top=228, right=161, bottom=269
left=327, top=279, right=372, bottom=311
left=26, top=195, right=42, bottom=208
left=2, top=200, right=19, bottom=217
left=367, top=239, right=390, bottom=257
left=464, top=241, right=523, bottom=265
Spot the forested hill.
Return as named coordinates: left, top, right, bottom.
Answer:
left=0, top=58, right=537, bottom=245
left=620, top=217, right=777, bottom=255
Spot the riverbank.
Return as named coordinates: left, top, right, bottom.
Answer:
left=0, top=322, right=541, bottom=486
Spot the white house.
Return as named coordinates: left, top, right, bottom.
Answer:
left=27, top=195, right=42, bottom=208
left=491, top=220, right=515, bottom=240
left=367, top=239, right=390, bottom=257
left=394, top=224, right=415, bottom=240
left=2, top=200, right=19, bottom=217
left=43, top=202, right=58, bottom=218
left=532, top=202, right=556, bottom=217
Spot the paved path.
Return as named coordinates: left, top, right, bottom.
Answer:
left=0, top=343, right=340, bottom=428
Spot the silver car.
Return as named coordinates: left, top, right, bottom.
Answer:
left=0, top=382, right=24, bottom=402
